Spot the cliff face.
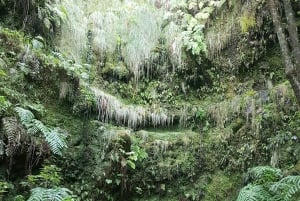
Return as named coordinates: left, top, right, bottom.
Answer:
left=0, top=0, right=299, bottom=201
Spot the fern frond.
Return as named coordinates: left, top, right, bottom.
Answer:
left=44, top=128, right=67, bottom=156
left=14, top=107, right=67, bottom=155
left=2, top=117, right=24, bottom=156
left=248, top=166, right=282, bottom=184
left=270, top=175, right=300, bottom=201
left=15, top=107, right=35, bottom=129
left=236, top=184, right=272, bottom=201
left=27, top=187, right=74, bottom=201
left=0, top=139, right=5, bottom=156
left=27, top=119, right=51, bottom=135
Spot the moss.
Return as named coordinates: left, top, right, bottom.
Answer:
left=204, top=171, right=241, bottom=201
left=0, top=1, right=299, bottom=200
left=0, top=27, right=26, bottom=54
left=240, top=13, right=256, bottom=33
left=41, top=99, right=82, bottom=137
left=101, top=62, right=130, bottom=80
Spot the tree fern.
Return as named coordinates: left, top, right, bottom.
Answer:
left=237, top=166, right=300, bottom=201
left=236, top=184, right=272, bottom=201
left=15, top=107, right=35, bottom=128
left=270, top=175, right=300, bottom=201
left=27, top=119, right=51, bottom=135
left=27, top=187, right=75, bottom=201
left=1, top=117, right=24, bottom=156
left=44, top=128, right=67, bottom=156
left=14, top=107, right=67, bottom=155
left=247, top=166, right=282, bottom=184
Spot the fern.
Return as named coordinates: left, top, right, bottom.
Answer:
left=237, top=166, right=300, bottom=201
left=27, top=119, right=51, bottom=136
left=27, top=187, right=74, bottom=201
left=247, top=166, right=282, bottom=184
left=44, top=128, right=67, bottom=156
left=270, top=176, right=300, bottom=201
left=0, top=139, right=4, bottom=156
left=2, top=117, right=24, bottom=156
left=14, top=107, right=67, bottom=155
left=15, top=107, right=35, bottom=129
left=0, top=96, right=11, bottom=116
left=236, top=184, right=272, bottom=201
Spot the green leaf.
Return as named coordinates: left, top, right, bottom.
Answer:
left=0, top=96, right=6, bottom=103
left=127, top=160, right=136, bottom=169
left=105, top=179, right=112, bottom=184
left=115, top=179, right=121, bottom=186
left=129, top=154, right=138, bottom=161
left=0, top=70, right=6, bottom=77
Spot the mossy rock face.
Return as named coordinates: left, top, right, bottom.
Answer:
left=101, top=62, right=130, bottom=80
left=0, top=27, right=25, bottom=54
left=203, top=171, right=240, bottom=201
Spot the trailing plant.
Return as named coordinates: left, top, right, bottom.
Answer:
left=58, top=0, right=165, bottom=80
left=93, top=88, right=173, bottom=128
left=240, top=12, right=256, bottom=33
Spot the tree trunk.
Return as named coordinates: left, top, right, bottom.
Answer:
left=268, top=0, right=300, bottom=104
left=283, top=0, right=300, bottom=66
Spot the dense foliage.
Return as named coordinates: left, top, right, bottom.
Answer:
left=0, top=0, right=299, bottom=201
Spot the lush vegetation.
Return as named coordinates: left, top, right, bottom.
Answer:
left=0, top=0, right=300, bottom=201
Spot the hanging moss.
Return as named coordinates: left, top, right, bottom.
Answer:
left=240, top=12, right=256, bottom=33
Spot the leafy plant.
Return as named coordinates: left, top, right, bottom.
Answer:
left=0, top=181, right=10, bottom=194
left=183, top=24, right=207, bottom=56
left=13, top=195, right=26, bottom=201
left=247, top=166, right=282, bottom=184
left=0, top=95, right=11, bottom=116
left=0, top=69, right=6, bottom=77
left=24, top=166, right=75, bottom=200
left=27, top=187, right=75, bottom=201
left=27, top=165, right=62, bottom=188
left=126, top=144, right=148, bottom=170
left=236, top=166, right=300, bottom=201
left=236, top=184, right=271, bottom=201
left=15, top=107, right=67, bottom=155
left=0, top=180, right=13, bottom=201
left=270, top=176, right=300, bottom=201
